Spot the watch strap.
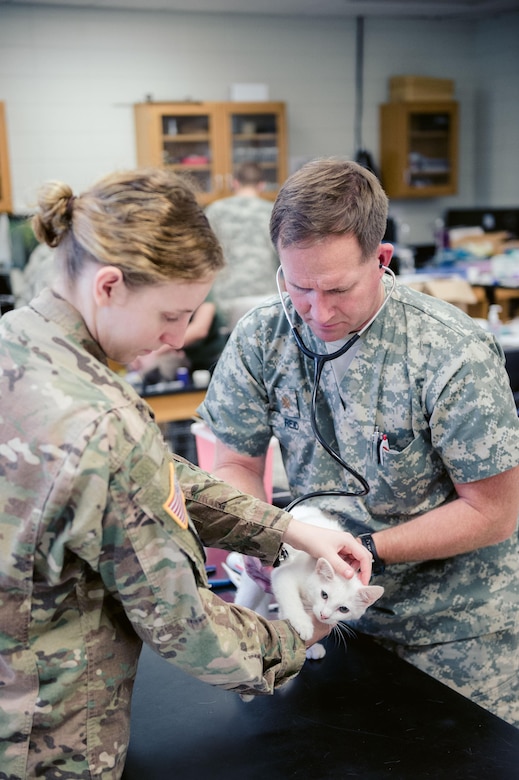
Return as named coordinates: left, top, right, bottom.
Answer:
left=358, top=533, right=386, bottom=575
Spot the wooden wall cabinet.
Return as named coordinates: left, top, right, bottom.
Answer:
left=134, top=101, right=287, bottom=205
left=0, top=102, right=12, bottom=213
left=380, top=101, right=458, bottom=198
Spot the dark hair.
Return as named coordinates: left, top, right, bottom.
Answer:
left=270, top=158, right=389, bottom=260
left=32, top=168, right=224, bottom=287
left=234, top=162, right=265, bottom=187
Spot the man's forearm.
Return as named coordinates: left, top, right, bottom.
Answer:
left=212, top=463, right=268, bottom=503
left=374, top=490, right=517, bottom=566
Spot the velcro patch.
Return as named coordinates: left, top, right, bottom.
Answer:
left=163, top=461, right=189, bottom=530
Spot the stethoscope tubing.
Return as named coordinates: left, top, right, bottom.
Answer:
left=275, top=265, right=396, bottom=510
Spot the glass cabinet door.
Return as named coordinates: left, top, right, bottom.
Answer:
left=407, top=109, right=454, bottom=190
left=223, top=104, right=287, bottom=198
left=380, top=101, right=458, bottom=198
left=160, top=110, right=215, bottom=198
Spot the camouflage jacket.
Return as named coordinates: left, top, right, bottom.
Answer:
left=200, top=279, right=519, bottom=645
left=0, top=290, right=305, bottom=779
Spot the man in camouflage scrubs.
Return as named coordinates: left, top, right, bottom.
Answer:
left=200, top=158, right=519, bottom=726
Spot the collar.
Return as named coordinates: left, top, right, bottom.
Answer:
left=29, top=287, right=107, bottom=365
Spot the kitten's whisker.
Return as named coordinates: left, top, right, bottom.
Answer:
left=330, top=622, right=358, bottom=652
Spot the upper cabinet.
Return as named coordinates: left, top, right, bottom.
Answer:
left=134, top=101, right=288, bottom=205
left=0, top=102, right=12, bottom=213
left=379, top=101, right=458, bottom=199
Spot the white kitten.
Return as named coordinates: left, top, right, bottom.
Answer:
left=271, top=505, right=384, bottom=659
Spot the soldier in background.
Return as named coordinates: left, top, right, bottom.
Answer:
left=0, top=167, right=371, bottom=779
left=205, top=161, right=280, bottom=330
left=11, top=241, right=55, bottom=307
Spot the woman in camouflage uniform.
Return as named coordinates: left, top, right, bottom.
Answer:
left=0, top=168, right=372, bottom=778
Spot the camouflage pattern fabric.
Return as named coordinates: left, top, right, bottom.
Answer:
left=204, top=195, right=279, bottom=324
left=374, top=627, right=519, bottom=725
left=200, top=279, right=519, bottom=722
left=0, top=289, right=306, bottom=779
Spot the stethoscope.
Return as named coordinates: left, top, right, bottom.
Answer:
left=275, top=264, right=396, bottom=511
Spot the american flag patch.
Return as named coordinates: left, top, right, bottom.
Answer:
left=163, top=462, right=189, bottom=529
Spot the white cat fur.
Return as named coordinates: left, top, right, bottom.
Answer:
left=271, top=505, right=384, bottom=659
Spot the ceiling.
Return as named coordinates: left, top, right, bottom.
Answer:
left=1, top=0, right=518, bottom=20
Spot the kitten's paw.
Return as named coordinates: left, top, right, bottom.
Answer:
left=289, top=615, right=314, bottom=641
left=239, top=693, right=254, bottom=703
left=306, top=642, right=326, bottom=660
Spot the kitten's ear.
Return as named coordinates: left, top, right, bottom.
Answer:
left=315, top=557, right=334, bottom=581
left=358, top=585, right=384, bottom=607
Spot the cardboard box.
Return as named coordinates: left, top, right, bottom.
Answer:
left=423, top=278, right=477, bottom=306
left=230, top=83, right=269, bottom=101
left=407, top=277, right=478, bottom=313
left=389, top=76, right=454, bottom=102
left=449, top=230, right=510, bottom=257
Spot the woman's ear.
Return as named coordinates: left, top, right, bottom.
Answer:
left=93, top=266, right=126, bottom=306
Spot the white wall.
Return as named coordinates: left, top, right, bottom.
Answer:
left=0, top=5, right=518, bottom=245
left=473, top=14, right=519, bottom=204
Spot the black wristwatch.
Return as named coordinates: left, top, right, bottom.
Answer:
left=358, top=533, right=386, bottom=575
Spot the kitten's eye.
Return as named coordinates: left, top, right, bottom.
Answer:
left=339, top=606, right=350, bottom=614
left=321, top=590, right=328, bottom=600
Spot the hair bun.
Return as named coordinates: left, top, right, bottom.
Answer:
left=65, top=195, right=76, bottom=222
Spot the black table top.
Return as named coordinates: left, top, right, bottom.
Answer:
left=123, top=633, right=519, bottom=779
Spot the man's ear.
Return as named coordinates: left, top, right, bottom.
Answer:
left=378, top=243, right=394, bottom=271
left=93, top=266, right=126, bottom=306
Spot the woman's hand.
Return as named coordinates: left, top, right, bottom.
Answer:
left=282, top=517, right=373, bottom=585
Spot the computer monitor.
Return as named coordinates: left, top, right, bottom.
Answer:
left=444, top=207, right=519, bottom=238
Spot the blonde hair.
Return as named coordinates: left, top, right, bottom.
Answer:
left=32, top=168, right=224, bottom=286
left=270, top=158, right=389, bottom=260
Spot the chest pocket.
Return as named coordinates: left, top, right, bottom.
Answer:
left=366, top=433, right=448, bottom=516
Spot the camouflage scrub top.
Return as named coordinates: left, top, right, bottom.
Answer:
left=200, top=279, right=519, bottom=645
left=205, top=195, right=279, bottom=322
left=0, top=289, right=306, bottom=779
